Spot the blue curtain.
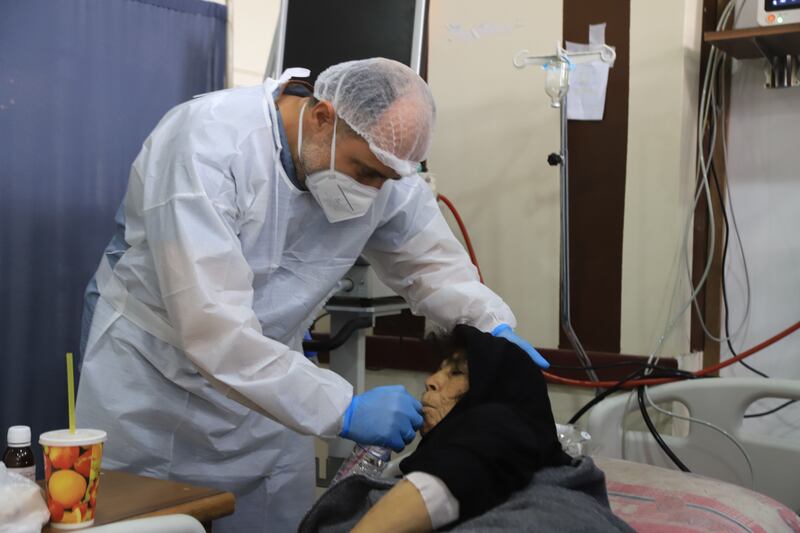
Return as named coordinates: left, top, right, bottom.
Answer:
left=0, top=0, right=226, bottom=473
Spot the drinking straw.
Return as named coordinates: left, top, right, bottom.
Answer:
left=66, top=352, right=76, bottom=434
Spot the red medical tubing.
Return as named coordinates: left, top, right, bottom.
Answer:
left=544, top=319, right=800, bottom=388
left=437, top=194, right=484, bottom=283
left=435, top=192, right=800, bottom=390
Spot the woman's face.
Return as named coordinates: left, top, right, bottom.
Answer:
left=421, top=355, right=469, bottom=435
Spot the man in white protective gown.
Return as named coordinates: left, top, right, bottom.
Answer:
left=75, top=58, right=549, bottom=532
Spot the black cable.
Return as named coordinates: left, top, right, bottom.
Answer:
left=707, top=112, right=797, bottom=417
left=310, top=312, right=330, bottom=330
left=637, top=387, right=691, bottom=472
left=567, top=368, right=698, bottom=425
left=744, top=399, right=797, bottom=418
left=303, top=316, right=372, bottom=352
left=551, top=361, right=695, bottom=377
left=710, top=162, right=768, bottom=378
left=709, top=133, right=797, bottom=417
left=567, top=369, right=643, bottom=425
left=706, top=90, right=798, bottom=417
left=705, top=83, right=763, bottom=377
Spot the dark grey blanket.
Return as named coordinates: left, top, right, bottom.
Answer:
left=298, top=457, right=634, bottom=532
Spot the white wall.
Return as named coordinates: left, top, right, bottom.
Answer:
left=721, top=0, right=800, bottom=435
left=429, top=0, right=704, bottom=359
left=228, top=0, right=280, bottom=86
left=620, top=0, right=702, bottom=359
left=426, top=0, right=563, bottom=348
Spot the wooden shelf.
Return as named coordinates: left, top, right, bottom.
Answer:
left=705, top=23, right=800, bottom=59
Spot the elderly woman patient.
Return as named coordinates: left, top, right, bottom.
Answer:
left=299, top=325, right=633, bottom=532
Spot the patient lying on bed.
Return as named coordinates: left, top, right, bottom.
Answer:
left=299, top=325, right=633, bottom=532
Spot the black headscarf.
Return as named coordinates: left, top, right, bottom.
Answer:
left=400, top=325, right=571, bottom=524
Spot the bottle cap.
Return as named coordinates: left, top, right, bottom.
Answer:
left=366, top=446, right=391, bottom=462
left=7, top=425, right=32, bottom=447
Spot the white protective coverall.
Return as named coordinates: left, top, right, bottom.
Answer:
left=75, top=70, right=516, bottom=531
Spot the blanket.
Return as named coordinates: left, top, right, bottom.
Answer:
left=298, top=456, right=634, bottom=532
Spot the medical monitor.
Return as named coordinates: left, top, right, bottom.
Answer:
left=268, top=0, right=427, bottom=83
left=758, top=0, right=800, bottom=25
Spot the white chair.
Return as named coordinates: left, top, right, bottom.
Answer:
left=585, top=378, right=800, bottom=510
left=86, top=514, right=205, bottom=533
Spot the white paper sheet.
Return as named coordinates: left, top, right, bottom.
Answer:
left=566, top=23, right=611, bottom=121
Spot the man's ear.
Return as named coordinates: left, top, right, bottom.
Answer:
left=309, top=100, right=335, bottom=131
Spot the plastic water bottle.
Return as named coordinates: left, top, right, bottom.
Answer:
left=332, top=444, right=391, bottom=484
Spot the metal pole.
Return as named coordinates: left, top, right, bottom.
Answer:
left=558, top=102, right=600, bottom=384
left=225, top=0, right=234, bottom=89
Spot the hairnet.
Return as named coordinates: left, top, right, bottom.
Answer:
left=314, top=58, right=436, bottom=176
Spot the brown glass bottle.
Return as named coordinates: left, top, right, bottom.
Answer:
left=3, top=426, right=35, bottom=481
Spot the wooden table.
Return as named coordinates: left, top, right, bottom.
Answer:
left=42, top=470, right=235, bottom=532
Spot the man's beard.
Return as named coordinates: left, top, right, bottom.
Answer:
left=295, top=133, right=330, bottom=187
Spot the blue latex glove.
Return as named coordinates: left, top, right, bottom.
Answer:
left=339, top=385, right=424, bottom=452
left=302, top=330, right=317, bottom=358
left=491, top=323, right=550, bottom=369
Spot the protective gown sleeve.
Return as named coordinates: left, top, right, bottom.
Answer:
left=363, top=178, right=516, bottom=333
left=127, top=147, right=353, bottom=439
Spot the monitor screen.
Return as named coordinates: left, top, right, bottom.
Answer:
left=278, top=0, right=423, bottom=84
left=766, top=0, right=800, bottom=12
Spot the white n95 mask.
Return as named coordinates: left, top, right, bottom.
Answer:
left=297, top=102, right=379, bottom=223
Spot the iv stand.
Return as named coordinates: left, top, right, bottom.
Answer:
left=513, top=43, right=616, bottom=385
left=555, top=98, right=599, bottom=384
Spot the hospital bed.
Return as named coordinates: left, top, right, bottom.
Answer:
left=598, top=457, right=800, bottom=532
left=379, top=452, right=799, bottom=532
left=587, top=377, right=800, bottom=531
left=335, top=377, right=800, bottom=532
left=374, top=378, right=799, bottom=531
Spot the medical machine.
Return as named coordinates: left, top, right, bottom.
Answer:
left=267, top=0, right=427, bottom=82
left=758, top=0, right=800, bottom=26
left=298, top=259, right=411, bottom=487
left=513, top=44, right=616, bottom=385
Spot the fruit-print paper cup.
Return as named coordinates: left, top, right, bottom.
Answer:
left=40, top=429, right=107, bottom=529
